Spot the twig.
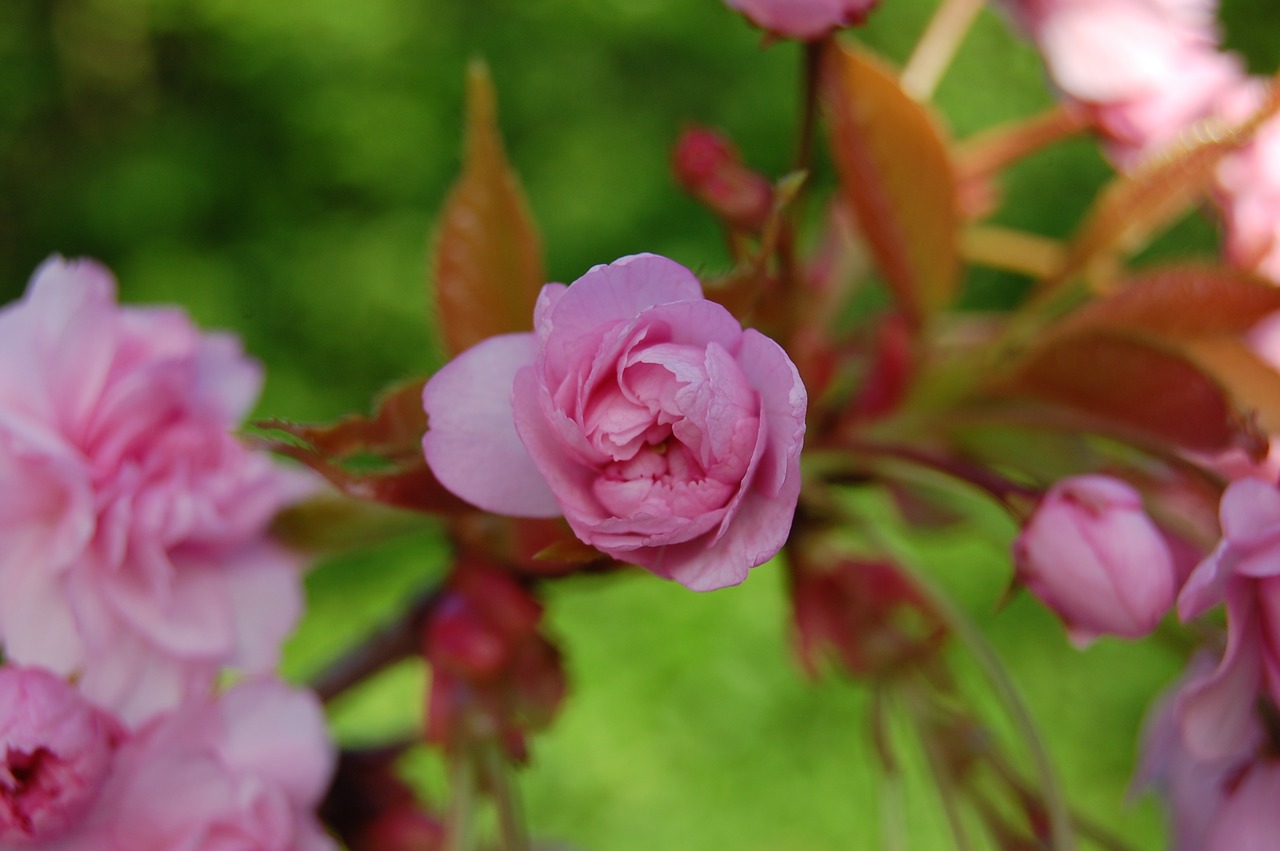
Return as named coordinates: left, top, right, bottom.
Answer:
left=901, top=0, right=987, bottom=101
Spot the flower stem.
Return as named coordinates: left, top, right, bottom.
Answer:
left=901, top=0, right=986, bottom=101
left=956, top=106, right=1090, bottom=180
left=444, top=749, right=478, bottom=851
left=961, top=224, right=1066, bottom=279
left=481, top=740, right=530, bottom=851
left=907, top=570, right=1078, bottom=850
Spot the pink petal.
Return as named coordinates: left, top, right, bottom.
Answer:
left=661, top=470, right=802, bottom=592
left=540, top=254, right=702, bottom=357
left=734, top=329, right=807, bottom=497
left=1178, top=585, right=1266, bottom=760
left=422, top=333, right=559, bottom=518
left=1220, top=478, right=1280, bottom=540
left=218, top=680, right=335, bottom=807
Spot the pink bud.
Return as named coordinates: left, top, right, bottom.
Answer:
left=672, top=126, right=773, bottom=233
left=1014, top=475, right=1176, bottom=644
left=0, top=666, right=123, bottom=845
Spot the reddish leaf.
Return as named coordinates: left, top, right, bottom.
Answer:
left=1059, top=266, right=1280, bottom=339
left=253, top=433, right=470, bottom=515
left=1044, top=90, right=1280, bottom=291
left=432, top=61, right=544, bottom=355
left=1000, top=330, right=1243, bottom=451
left=258, top=379, right=427, bottom=463
left=824, top=42, right=960, bottom=328
left=1183, top=338, right=1280, bottom=436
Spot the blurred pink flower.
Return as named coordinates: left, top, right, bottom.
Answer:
left=1178, top=477, right=1280, bottom=759
left=0, top=666, right=124, bottom=845
left=1013, top=474, right=1177, bottom=644
left=1002, top=0, right=1242, bottom=165
left=1216, top=85, right=1280, bottom=283
left=0, top=257, right=311, bottom=725
left=423, top=253, right=807, bottom=591
left=47, top=679, right=335, bottom=851
left=722, top=0, right=880, bottom=40
left=1135, top=654, right=1260, bottom=851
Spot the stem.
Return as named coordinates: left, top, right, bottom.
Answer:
left=901, top=0, right=986, bottom=101
left=481, top=740, right=530, bottom=851
left=902, top=685, right=975, bottom=851
left=961, top=225, right=1066, bottom=279
left=444, top=750, right=478, bottom=851
left=843, top=439, right=1039, bottom=516
left=312, top=586, right=443, bottom=703
left=956, top=106, right=1090, bottom=180
left=908, top=571, right=1078, bottom=850
left=794, top=40, right=824, bottom=176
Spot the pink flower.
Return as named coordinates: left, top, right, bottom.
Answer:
left=423, top=254, right=807, bottom=591
left=0, top=257, right=311, bottom=725
left=1178, top=478, right=1280, bottom=759
left=1013, top=475, right=1177, bottom=644
left=47, top=679, right=335, bottom=851
left=1135, top=655, right=1261, bottom=851
left=0, top=666, right=124, bottom=845
left=1002, top=0, right=1242, bottom=165
left=1216, top=90, right=1280, bottom=282
left=722, top=0, right=880, bottom=40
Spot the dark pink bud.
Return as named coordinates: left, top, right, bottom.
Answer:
left=1015, top=475, right=1176, bottom=645
left=0, top=666, right=123, bottom=845
left=453, top=566, right=542, bottom=641
left=425, top=597, right=510, bottom=681
left=672, top=126, right=773, bottom=233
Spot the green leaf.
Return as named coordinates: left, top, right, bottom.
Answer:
left=431, top=60, right=544, bottom=355
left=823, top=43, right=960, bottom=329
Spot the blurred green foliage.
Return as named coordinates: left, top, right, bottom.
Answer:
left=2, top=0, right=1275, bottom=848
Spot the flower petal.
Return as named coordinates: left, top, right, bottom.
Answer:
left=422, top=333, right=559, bottom=517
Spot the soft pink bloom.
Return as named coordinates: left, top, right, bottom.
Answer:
left=0, top=257, right=311, bottom=725
left=1178, top=478, right=1280, bottom=759
left=45, top=679, right=335, bottom=851
left=1135, top=655, right=1260, bottom=851
left=423, top=254, right=807, bottom=591
left=1216, top=85, right=1280, bottom=283
left=1013, top=474, right=1177, bottom=644
left=722, top=0, right=880, bottom=40
left=1003, top=0, right=1242, bottom=165
left=0, top=666, right=124, bottom=845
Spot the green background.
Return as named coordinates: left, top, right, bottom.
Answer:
left=3, top=0, right=1275, bottom=847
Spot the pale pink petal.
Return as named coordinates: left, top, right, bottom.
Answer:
left=540, top=254, right=703, bottom=364
left=735, top=329, right=806, bottom=497
left=1178, top=585, right=1266, bottom=760
left=217, top=680, right=335, bottom=807
left=422, top=332, right=559, bottom=518
left=660, top=479, right=801, bottom=591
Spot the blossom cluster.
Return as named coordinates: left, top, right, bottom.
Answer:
left=1003, top=0, right=1280, bottom=281
left=0, top=259, right=333, bottom=848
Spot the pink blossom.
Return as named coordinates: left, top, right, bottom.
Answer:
left=1178, top=478, right=1280, bottom=759
left=0, top=666, right=124, bottom=845
left=722, top=0, right=880, bottom=41
left=1013, top=475, right=1177, bottom=644
left=46, top=679, right=335, bottom=851
left=0, top=257, right=311, bottom=725
left=1135, top=655, right=1261, bottom=851
left=1002, top=0, right=1242, bottom=165
left=1216, top=88, right=1280, bottom=283
left=423, top=254, right=807, bottom=591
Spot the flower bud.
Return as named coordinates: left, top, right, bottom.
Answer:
left=672, top=126, right=773, bottom=233
left=1014, top=475, right=1176, bottom=644
left=0, top=666, right=123, bottom=845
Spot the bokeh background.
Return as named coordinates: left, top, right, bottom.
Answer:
left=3, top=0, right=1278, bottom=847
